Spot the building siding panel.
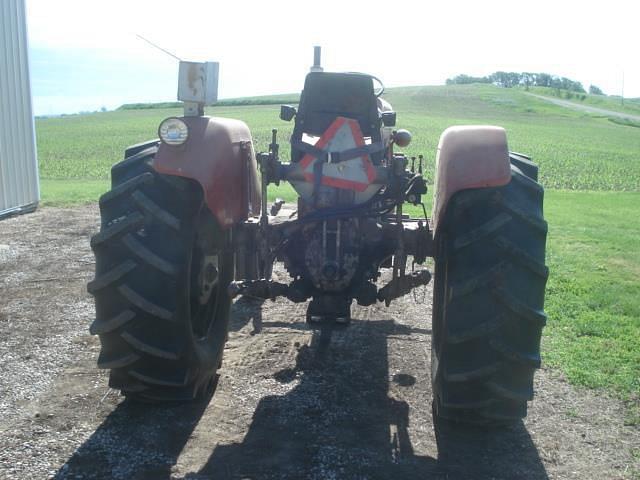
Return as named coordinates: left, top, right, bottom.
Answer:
left=0, top=0, right=39, bottom=219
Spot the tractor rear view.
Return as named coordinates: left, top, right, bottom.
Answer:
left=88, top=47, right=547, bottom=425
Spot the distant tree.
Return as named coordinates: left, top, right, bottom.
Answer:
left=445, top=71, right=587, bottom=93
left=537, top=73, right=552, bottom=87
left=100, top=106, right=107, bottom=112
left=589, top=85, right=604, bottom=95
left=446, top=74, right=491, bottom=85
left=490, top=71, right=509, bottom=87
left=565, top=78, right=585, bottom=93
left=521, top=72, right=536, bottom=90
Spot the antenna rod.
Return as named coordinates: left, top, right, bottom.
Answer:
left=135, top=34, right=182, bottom=61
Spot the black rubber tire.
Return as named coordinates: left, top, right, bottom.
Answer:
left=88, top=142, right=233, bottom=402
left=431, top=152, right=548, bottom=424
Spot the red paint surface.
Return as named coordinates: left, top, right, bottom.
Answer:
left=153, top=116, right=259, bottom=229
left=432, top=126, right=512, bottom=233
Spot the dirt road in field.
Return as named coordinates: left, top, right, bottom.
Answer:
left=527, top=93, right=640, bottom=122
left=0, top=205, right=638, bottom=479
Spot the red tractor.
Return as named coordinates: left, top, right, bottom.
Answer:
left=89, top=48, right=547, bottom=425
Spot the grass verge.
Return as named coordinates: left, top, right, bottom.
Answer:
left=40, top=179, right=109, bottom=207
left=544, top=190, right=639, bottom=424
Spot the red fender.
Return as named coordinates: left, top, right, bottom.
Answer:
left=431, top=126, right=511, bottom=234
left=153, top=116, right=261, bottom=229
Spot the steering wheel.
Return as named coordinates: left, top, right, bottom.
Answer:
left=343, top=72, right=385, bottom=97
left=370, top=75, right=385, bottom=97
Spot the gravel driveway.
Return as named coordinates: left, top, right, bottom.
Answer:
left=0, top=205, right=638, bottom=479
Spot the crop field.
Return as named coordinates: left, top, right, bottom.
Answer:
left=38, top=85, right=640, bottom=191
left=34, top=84, right=640, bottom=419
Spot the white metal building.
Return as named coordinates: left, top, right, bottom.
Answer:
left=0, top=0, right=39, bottom=219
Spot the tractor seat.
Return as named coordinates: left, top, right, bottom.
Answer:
left=291, top=72, right=383, bottom=163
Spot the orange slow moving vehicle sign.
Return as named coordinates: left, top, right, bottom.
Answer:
left=299, top=117, right=376, bottom=192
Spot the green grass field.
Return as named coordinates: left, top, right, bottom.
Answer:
left=544, top=191, right=640, bottom=423
left=38, top=85, right=640, bottom=190
left=527, top=85, right=640, bottom=117
left=34, top=84, right=639, bottom=420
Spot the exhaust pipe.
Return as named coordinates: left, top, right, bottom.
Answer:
left=310, top=46, right=323, bottom=73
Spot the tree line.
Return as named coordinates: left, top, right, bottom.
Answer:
left=446, top=72, right=603, bottom=95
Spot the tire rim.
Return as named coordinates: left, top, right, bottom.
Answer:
left=189, top=207, right=225, bottom=341
left=190, top=247, right=221, bottom=340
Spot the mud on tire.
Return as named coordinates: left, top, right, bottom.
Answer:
left=431, top=152, right=548, bottom=424
left=88, top=141, right=233, bottom=402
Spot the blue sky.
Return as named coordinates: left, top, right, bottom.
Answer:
left=26, top=0, right=640, bottom=115
left=30, top=47, right=176, bottom=114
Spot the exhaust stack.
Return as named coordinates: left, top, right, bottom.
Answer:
left=310, top=46, right=323, bottom=73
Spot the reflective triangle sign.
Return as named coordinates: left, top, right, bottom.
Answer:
left=299, top=117, right=376, bottom=192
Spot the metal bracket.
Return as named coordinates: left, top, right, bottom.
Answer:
left=183, top=101, right=204, bottom=117
left=377, top=270, right=432, bottom=306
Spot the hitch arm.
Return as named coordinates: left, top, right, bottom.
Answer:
left=228, top=278, right=308, bottom=303
left=377, top=270, right=431, bottom=307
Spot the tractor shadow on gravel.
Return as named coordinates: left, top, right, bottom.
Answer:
left=55, top=297, right=548, bottom=479
left=188, top=298, right=549, bottom=480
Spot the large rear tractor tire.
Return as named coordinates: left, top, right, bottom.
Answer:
left=431, top=153, right=548, bottom=424
left=89, top=141, right=233, bottom=402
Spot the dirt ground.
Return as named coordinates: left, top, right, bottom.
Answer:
left=0, top=205, right=638, bottom=480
